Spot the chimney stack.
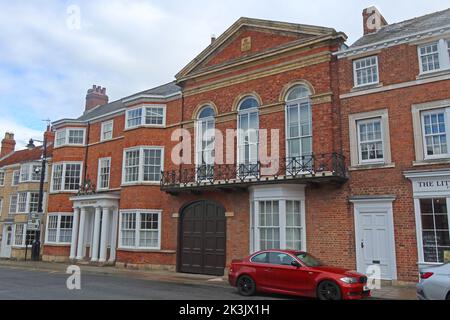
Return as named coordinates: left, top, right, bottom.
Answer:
left=211, top=34, right=217, bottom=44
left=85, top=85, right=108, bottom=113
left=363, top=6, right=388, bottom=35
left=1, top=132, right=16, bottom=157
left=44, top=125, right=55, bottom=145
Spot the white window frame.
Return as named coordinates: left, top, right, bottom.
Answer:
left=118, top=210, right=162, bottom=250
left=54, top=127, right=86, bottom=148
left=357, top=117, right=385, bottom=164
left=121, top=147, right=164, bottom=185
left=15, top=191, right=40, bottom=214
left=349, top=109, right=392, bottom=167
left=0, top=198, right=3, bottom=213
left=45, top=213, right=73, bottom=244
left=195, top=108, right=216, bottom=181
left=125, top=105, right=166, bottom=129
left=19, top=162, right=42, bottom=183
left=250, top=185, right=306, bottom=253
left=353, top=55, right=379, bottom=88
left=12, top=170, right=20, bottom=186
left=9, top=194, right=18, bottom=214
left=0, top=170, right=5, bottom=186
left=50, top=162, right=83, bottom=193
left=237, top=96, right=259, bottom=177
left=421, top=108, right=450, bottom=160
left=97, top=157, right=111, bottom=191
left=100, top=120, right=114, bottom=142
left=13, top=223, right=26, bottom=247
left=418, top=39, right=450, bottom=75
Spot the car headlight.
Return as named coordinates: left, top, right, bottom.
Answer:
left=340, top=277, right=359, bottom=284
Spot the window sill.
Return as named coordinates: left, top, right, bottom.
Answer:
left=351, top=82, right=383, bottom=92
left=349, top=163, right=396, bottom=171
left=416, top=69, right=450, bottom=80
left=121, top=182, right=160, bottom=187
left=124, top=125, right=166, bottom=132
left=49, top=191, right=79, bottom=195
left=44, top=242, right=71, bottom=247
left=117, top=248, right=173, bottom=253
left=54, top=144, right=86, bottom=149
left=413, top=158, right=450, bottom=166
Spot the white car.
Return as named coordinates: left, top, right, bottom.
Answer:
left=417, top=263, right=450, bottom=300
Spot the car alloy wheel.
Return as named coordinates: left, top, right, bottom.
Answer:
left=317, top=281, right=342, bottom=300
left=237, top=275, right=256, bottom=296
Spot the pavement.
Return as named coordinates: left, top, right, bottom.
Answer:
left=0, top=259, right=417, bottom=300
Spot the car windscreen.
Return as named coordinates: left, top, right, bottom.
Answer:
left=295, top=252, right=323, bottom=267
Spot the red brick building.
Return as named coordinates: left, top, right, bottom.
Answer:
left=42, top=8, right=450, bottom=283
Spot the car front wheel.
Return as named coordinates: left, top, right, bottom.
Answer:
left=237, top=275, right=256, bottom=296
left=317, top=281, right=342, bottom=300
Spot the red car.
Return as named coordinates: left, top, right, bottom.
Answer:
left=229, top=250, right=370, bottom=300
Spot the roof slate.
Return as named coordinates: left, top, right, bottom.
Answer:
left=0, top=144, right=53, bottom=168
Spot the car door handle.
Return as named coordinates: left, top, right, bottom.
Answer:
left=361, top=241, right=365, bottom=249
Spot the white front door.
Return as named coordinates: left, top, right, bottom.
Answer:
left=354, top=203, right=397, bottom=280
left=0, top=225, right=13, bottom=258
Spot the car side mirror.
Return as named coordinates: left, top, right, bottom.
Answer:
left=291, top=260, right=301, bottom=268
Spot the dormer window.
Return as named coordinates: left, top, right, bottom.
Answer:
left=55, top=128, right=86, bottom=147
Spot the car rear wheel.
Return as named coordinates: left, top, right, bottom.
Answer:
left=237, top=275, right=256, bottom=296
left=317, top=281, right=342, bottom=300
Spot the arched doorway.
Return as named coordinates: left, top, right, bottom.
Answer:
left=178, top=200, right=226, bottom=276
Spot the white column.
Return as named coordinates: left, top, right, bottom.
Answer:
left=76, top=207, right=87, bottom=260
left=99, top=207, right=110, bottom=263
left=91, top=207, right=102, bottom=262
left=109, top=208, right=119, bottom=263
left=69, top=208, right=80, bottom=260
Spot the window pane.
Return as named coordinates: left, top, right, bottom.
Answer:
left=68, top=130, right=84, bottom=144
left=145, top=107, right=164, bottom=125
left=143, top=149, right=162, bottom=182
left=354, top=56, right=379, bottom=86
left=124, top=150, right=140, bottom=182
left=64, top=164, right=81, bottom=190
left=127, top=108, right=142, bottom=127
left=121, top=212, right=136, bottom=247
left=422, top=110, right=447, bottom=157
left=52, top=164, right=63, bottom=191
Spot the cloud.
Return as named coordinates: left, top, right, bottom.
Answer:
left=0, top=117, right=44, bottom=149
left=0, top=0, right=449, bottom=143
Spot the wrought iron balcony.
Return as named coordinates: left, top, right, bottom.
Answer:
left=160, top=153, right=348, bottom=193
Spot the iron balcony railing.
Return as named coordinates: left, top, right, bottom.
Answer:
left=161, top=153, right=347, bottom=191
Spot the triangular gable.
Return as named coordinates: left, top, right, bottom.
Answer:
left=176, top=17, right=339, bottom=80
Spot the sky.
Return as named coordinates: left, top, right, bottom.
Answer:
left=0, top=0, right=449, bottom=149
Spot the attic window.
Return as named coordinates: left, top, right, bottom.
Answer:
left=241, top=36, right=252, bottom=52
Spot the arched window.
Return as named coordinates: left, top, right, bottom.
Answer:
left=285, top=85, right=312, bottom=172
left=196, top=106, right=215, bottom=180
left=237, top=96, right=259, bottom=177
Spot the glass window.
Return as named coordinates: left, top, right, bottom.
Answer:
left=120, top=212, right=136, bottom=247
left=139, top=212, right=159, bottom=248
left=420, top=198, right=450, bottom=263
left=143, top=149, right=162, bottom=182
left=51, top=163, right=82, bottom=192
left=145, top=107, right=164, bottom=125
left=295, top=252, right=323, bottom=267
left=268, top=252, right=295, bottom=266
left=419, top=43, right=440, bottom=73
left=422, top=110, right=448, bottom=158
left=68, top=129, right=84, bottom=144
left=357, top=118, right=384, bottom=163
left=98, top=158, right=111, bottom=190
left=196, top=107, right=215, bottom=181
left=64, top=164, right=82, bottom=190
left=258, top=201, right=280, bottom=250
left=59, top=215, right=73, bottom=243
left=55, top=129, right=66, bottom=147
left=31, top=165, right=41, bottom=181
left=285, top=85, right=312, bottom=173
left=0, top=171, right=4, bottom=186
left=353, top=56, right=379, bottom=86
left=51, top=164, right=63, bottom=191
left=12, top=170, right=20, bottom=186
left=9, top=194, right=17, bottom=214
left=17, top=192, right=27, bottom=213
left=46, top=215, right=58, bottom=243
left=101, top=121, right=113, bottom=141
left=29, top=192, right=39, bottom=213
left=14, top=224, right=25, bottom=246
left=124, top=150, right=140, bottom=183
left=286, top=201, right=302, bottom=250
left=20, top=164, right=30, bottom=182
left=127, top=108, right=142, bottom=128
left=238, top=97, right=259, bottom=177
left=250, top=252, right=268, bottom=264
